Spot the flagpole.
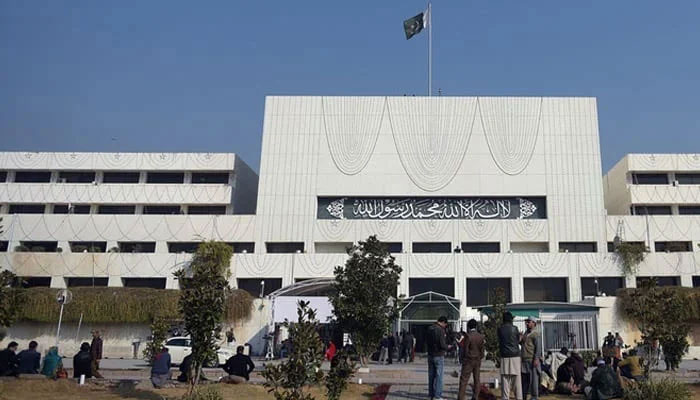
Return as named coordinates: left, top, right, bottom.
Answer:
left=428, top=1, right=432, bottom=96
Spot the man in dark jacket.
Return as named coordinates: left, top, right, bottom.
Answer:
left=150, top=347, right=171, bottom=388
left=458, top=319, right=485, bottom=400
left=426, top=316, right=452, bottom=400
left=17, top=341, right=41, bottom=374
left=90, top=330, right=104, bottom=378
left=73, top=342, right=93, bottom=378
left=497, top=312, right=522, bottom=400
left=223, top=345, right=255, bottom=383
left=387, top=333, right=395, bottom=365
left=584, top=358, right=622, bottom=400
left=0, top=341, right=19, bottom=377
left=568, top=351, right=587, bottom=386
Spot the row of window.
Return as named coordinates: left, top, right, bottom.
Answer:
left=19, top=276, right=166, bottom=289
left=236, top=276, right=697, bottom=304
left=5, top=204, right=227, bottom=215
left=0, top=171, right=230, bottom=184
left=1, top=240, right=696, bottom=254
left=632, top=173, right=700, bottom=185
left=631, top=205, right=700, bottom=215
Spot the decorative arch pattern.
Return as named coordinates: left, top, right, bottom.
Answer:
left=479, top=97, right=542, bottom=175
left=387, top=97, right=477, bottom=192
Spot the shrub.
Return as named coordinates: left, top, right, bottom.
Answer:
left=143, top=316, right=170, bottom=363
left=326, top=349, right=356, bottom=400
left=623, top=378, right=691, bottom=400
left=179, top=385, right=223, bottom=400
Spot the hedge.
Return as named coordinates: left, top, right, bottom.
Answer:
left=18, top=287, right=254, bottom=324
left=616, top=286, right=700, bottom=323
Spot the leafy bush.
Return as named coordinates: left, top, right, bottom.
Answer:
left=179, top=385, right=223, bottom=400
left=623, top=378, right=691, bottom=400
left=326, top=349, right=356, bottom=400
left=143, top=317, right=170, bottom=363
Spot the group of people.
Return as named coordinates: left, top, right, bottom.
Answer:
left=0, top=330, right=103, bottom=380
left=149, top=345, right=256, bottom=388
left=377, top=330, right=416, bottom=364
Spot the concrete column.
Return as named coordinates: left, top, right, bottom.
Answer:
left=680, top=274, right=693, bottom=288
left=50, top=276, right=67, bottom=288
left=166, top=275, right=180, bottom=290
left=139, top=171, right=147, bottom=184
left=155, top=241, right=169, bottom=254
left=512, top=256, right=524, bottom=303
left=625, top=275, right=637, bottom=289
left=568, top=254, right=582, bottom=302
left=108, top=276, right=123, bottom=287
left=95, top=171, right=103, bottom=184
left=184, top=172, right=192, bottom=184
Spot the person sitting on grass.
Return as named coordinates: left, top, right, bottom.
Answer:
left=18, top=341, right=41, bottom=374
left=584, top=358, right=622, bottom=400
left=41, top=346, right=63, bottom=379
left=555, top=358, right=580, bottom=395
left=150, top=347, right=171, bottom=388
left=73, top=342, right=92, bottom=379
left=222, top=345, right=255, bottom=384
left=618, top=350, right=643, bottom=381
left=0, top=342, right=19, bottom=377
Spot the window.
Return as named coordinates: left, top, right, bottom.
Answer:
left=9, top=204, right=45, bottom=214
left=0, top=241, right=7, bottom=252
left=581, top=277, right=625, bottom=298
left=654, top=241, right=692, bottom=252
left=226, top=242, right=255, bottom=253
left=266, top=242, right=304, bottom=253
left=102, top=172, right=140, bottom=183
left=510, top=242, right=549, bottom=253
left=122, top=278, right=166, bottom=289
left=187, top=205, right=227, bottom=215
left=167, top=242, right=200, bottom=253
left=166, top=338, right=190, bottom=347
left=147, top=172, right=184, bottom=184
left=524, top=278, right=568, bottom=302
left=118, top=242, right=156, bottom=253
left=559, top=242, right=597, bottom=253
left=58, top=171, right=95, bottom=183
left=19, top=277, right=51, bottom=288
left=69, top=242, right=107, bottom=253
left=314, top=242, right=352, bottom=254
left=0, top=171, right=7, bottom=182
left=53, top=204, right=91, bottom=214
left=631, top=173, right=668, bottom=185
left=409, top=278, right=454, bottom=297
left=192, top=172, right=229, bottom=184
left=693, top=276, right=700, bottom=288
left=237, top=278, right=282, bottom=297
left=144, top=205, right=182, bottom=215
left=607, top=241, right=645, bottom=253
left=18, top=241, right=58, bottom=252
left=679, top=206, right=700, bottom=215
left=14, top=171, right=51, bottom=183
left=98, top=205, right=136, bottom=214
left=66, top=277, right=109, bottom=287
left=466, top=278, right=512, bottom=306
left=412, top=242, right=451, bottom=253
left=675, top=173, right=700, bottom=185
left=384, top=242, right=403, bottom=253
left=632, top=205, right=672, bottom=215
left=461, top=242, right=500, bottom=253
left=636, top=276, right=680, bottom=287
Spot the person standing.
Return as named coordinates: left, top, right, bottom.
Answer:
left=150, top=347, right=171, bottom=388
left=497, top=312, right=522, bottom=400
left=521, top=316, right=542, bottom=400
left=90, top=330, right=104, bottom=378
left=458, top=319, right=485, bottom=400
left=378, top=335, right=389, bottom=364
left=401, top=330, right=413, bottom=363
left=0, top=342, right=19, bottom=377
left=17, top=341, right=41, bottom=374
left=427, top=316, right=452, bottom=400
left=387, top=332, right=396, bottom=365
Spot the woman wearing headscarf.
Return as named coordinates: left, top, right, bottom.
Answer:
left=41, top=346, right=63, bottom=378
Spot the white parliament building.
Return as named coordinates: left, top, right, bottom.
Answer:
left=1, top=96, right=700, bottom=357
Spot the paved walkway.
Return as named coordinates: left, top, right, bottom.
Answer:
left=385, top=383, right=462, bottom=400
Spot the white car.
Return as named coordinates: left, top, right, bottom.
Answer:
left=163, top=337, right=235, bottom=367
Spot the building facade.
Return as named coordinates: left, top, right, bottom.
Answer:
left=1, top=96, right=699, bottom=355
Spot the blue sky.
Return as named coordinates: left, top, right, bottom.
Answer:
left=1, top=1, right=699, bottom=173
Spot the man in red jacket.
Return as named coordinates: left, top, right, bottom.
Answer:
left=458, top=319, right=485, bottom=400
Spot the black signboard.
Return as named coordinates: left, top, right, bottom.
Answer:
left=318, top=197, right=546, bottom=220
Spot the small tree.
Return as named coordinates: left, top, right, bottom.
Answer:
left=615, top=242, right=646, bottom=276
left=262, top=301, right=325, bottom=400
left=0, top=219, right=26, bottom=330
left=143, top=316, right=170, bottom=363
left=481, top=287, right=507, bottom=367
left=617, top=279, right=693, bottom=379
left=174, top=241, right=232, bottom=393
left=329, top=236, right=402, bottom=366
left=326, top=349, right=356, bottom=400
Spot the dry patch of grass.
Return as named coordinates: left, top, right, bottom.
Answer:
left=0, top=379, right=374, bottom=400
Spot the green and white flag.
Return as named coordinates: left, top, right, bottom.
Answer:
left=403, top=8, right=429, bottom=40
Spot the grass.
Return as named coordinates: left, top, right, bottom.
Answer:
left=0, top=379, right=375, bottom=400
